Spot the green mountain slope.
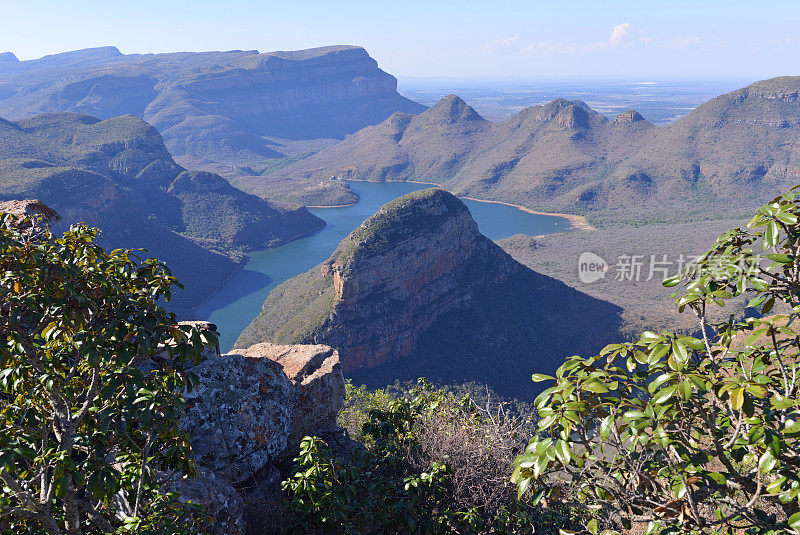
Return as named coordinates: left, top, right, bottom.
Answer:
left=0, top=112, right=325, bottom=314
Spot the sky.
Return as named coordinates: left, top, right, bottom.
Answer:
left=1, top=0, right=799, bottom=79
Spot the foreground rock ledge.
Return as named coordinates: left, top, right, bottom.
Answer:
left=231, top=342, right=346, bottom=459
left=172, top=330, right=346, bottom=534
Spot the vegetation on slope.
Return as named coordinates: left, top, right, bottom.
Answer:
left=275, top=77, right=800, bottom=225
left=282, top=380, right=587, bottom=533
left=0, top=112, right=324, bottom=314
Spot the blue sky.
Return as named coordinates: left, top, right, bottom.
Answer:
left=1, top=0, right=798, bottom=78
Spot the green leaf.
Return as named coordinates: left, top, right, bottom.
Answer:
left=671, top=339, right=689, bottom=366
left=653, top=384, right=678, bottom=405
left=764, top=220, right=779, bottom=248
left=555, top=440, right=571, bottom=465
left=766, top=253, right=793, bottom=263
left=789, top=511, right=800, bottom=529
left=531, top=373, right=555, bottom=382
left=729, top=387, right=745, bottom=411
left=581, top=380, right=610, bottom=394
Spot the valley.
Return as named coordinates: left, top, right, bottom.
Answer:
left=199, top=180, right=576, bottom=351
left=4, top=1, right=800, bottom=528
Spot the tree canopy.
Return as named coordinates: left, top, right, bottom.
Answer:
left=0, top=213, right=216, bottom=534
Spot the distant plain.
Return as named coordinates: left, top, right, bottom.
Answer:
left=398, top=77, right=752, bottom=124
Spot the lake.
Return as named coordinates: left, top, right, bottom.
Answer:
left=197, top=181, right=573, bottom=351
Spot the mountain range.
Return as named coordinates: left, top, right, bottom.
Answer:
left=0, top=45, right=425, bottom=206
left=0, top=112, right=323, bottom=314
left=270, top=77, right=800, bottom=224
left=236, top=188, right=622, bottom=398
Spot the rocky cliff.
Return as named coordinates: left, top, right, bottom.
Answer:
left=0, top=45, right=426, bottom=205
left=163, top=323, right=347, bottom=535
left=237, top=189, right=622, bottom=398
left=274, top=77, right=800, bottom=224
left=0, top=112, right=324, bottom=314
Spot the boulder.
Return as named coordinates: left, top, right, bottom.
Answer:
left=164, top=466, right=246, bottom=535
left=231, top=343, right=345, bottom=455
left=181, top=352, right=293, bottom=484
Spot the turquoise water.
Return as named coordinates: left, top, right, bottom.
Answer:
left=197, top=181, right=572, bottom=351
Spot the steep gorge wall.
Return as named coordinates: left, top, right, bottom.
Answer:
left=238, top=189, right=623, bottom=398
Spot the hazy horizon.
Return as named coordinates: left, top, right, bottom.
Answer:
left=2, top=0, right=799, bottom=79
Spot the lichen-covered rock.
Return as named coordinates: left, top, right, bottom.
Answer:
left=231, top=343, right=345, bottom=454
left=164, top=466, right=246, bottom=535
left=181, top=352, right=293, bottom=484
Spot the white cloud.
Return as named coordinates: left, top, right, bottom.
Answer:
left=483, top=34, right=519, bottom=52
left=523, top=24, right=706, bottom=57
left=609, top=23, right=633, bottom=47
left=669, top=36, right=701, bottom=49
left=525, top=40, right=578, bottom=54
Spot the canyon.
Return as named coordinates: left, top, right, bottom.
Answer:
left=237, top=188, right=622, bottom=398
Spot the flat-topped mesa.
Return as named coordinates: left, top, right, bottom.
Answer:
left=237, top=188, right=622, bottom=398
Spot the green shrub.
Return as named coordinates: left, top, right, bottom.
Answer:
left=513, top=188, right=800, bottom=534
left=284, top=380, right=587, bottom=534
left=0, top=214, right=216, bottom=534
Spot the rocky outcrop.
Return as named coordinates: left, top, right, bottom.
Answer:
left=182, top=352, right=293, bottom=484
left=613, top=110, right=648, bottom=125
left=231, top=343, right=346, bottom=457
left=0, top=199, right=61, bottom=234
left=237, top=189, right=623, bottom=399
left=170, top=326, right=346, bottom=534
left=164, top=466, right=246, bottom=535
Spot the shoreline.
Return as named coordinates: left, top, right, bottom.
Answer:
left=307, top=202, right=358, bottom=208
left=189, top=221, right=327, bottom=316
left=331, top=178, right=596, bottom=231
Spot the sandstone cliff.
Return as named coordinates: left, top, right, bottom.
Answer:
left=237, top=189, right=622, bottom=398
left=0, top=45, right=425, bottom=205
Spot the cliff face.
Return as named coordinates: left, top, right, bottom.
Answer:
left=0, top=45, right=425, bottom=204
left=158, top=323, right=347, bottom=535
left=238, top=189, right=622, bottom=398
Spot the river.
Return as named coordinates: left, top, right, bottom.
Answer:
left=197, top=181, right=574, bottom=351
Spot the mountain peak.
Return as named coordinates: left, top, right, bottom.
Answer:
left=237, top=187, right=622, bottom=398
left=742, top=76, right=800, bottom=103
left=0, top=52, right=19, bottom=64
left=423, top=95, right=485, bottom=123
left=333, top=188, right=472, bottom=264
left=613, top=110, right=649, bottom=125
